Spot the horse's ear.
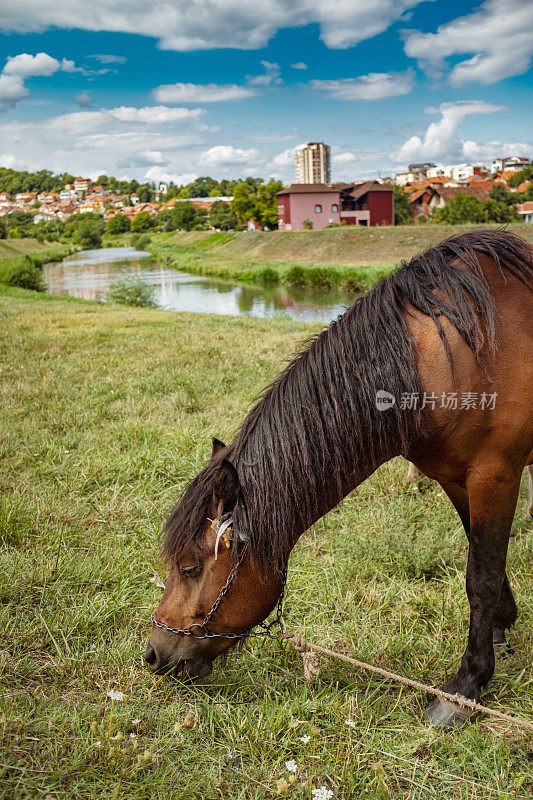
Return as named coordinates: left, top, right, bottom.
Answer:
left=211, top=437, right=226, bottom=458
left=213, top=459, right=239, bottom=509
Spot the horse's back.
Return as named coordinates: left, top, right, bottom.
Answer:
left=405, top=246, right=533, bottom=484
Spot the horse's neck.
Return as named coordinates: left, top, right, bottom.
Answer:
left=290, top=443, right=399, bottom=547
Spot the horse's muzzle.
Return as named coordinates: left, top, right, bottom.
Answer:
left=144, top=642, right=212, bottom=680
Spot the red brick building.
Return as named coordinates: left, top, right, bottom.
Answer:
left=277, top=182, right=394, bottom=230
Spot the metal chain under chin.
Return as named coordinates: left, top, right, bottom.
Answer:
left=151, top=543, right=288, bottom=641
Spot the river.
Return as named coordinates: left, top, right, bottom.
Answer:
left=43, top=247, right=359, bottom=323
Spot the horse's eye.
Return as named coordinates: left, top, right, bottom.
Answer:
left=180, top=564, right=201, bottom=578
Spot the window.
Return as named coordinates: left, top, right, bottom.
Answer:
left=331, top=204, right=338, bottom=212
left=314, top=204, right=322, bottom=213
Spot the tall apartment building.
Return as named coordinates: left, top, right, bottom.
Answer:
left=295, top=142, right=331, bottom=184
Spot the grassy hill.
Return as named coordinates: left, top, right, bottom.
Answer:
left=148, top=224, right=533, bottom=291
left=0, top=286, right=531, bottom=799
left=163, top=223, right=533, bottom=265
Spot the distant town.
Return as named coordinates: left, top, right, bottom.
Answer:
left=0, top=143, right=531, bottom=233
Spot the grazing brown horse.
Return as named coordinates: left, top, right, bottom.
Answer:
left=147, top=229, right=533, bottom=729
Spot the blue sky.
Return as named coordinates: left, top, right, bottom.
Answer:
left=0, top=0, right=531, bottom=185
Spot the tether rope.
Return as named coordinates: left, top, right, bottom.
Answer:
left=281, top=632, right=533, bottom=734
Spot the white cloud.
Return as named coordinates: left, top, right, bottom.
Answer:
left=108, top=105, right=205, bottom=124
left=461, top=139, right=533, bottom=163
left=75, top=91, right=93, bottom=108
left=0, top=73, right=28, bottom=111
left=391, top=100, right=509, bottom=163
left=403, top=0, right=533, bottom=85
left=0, top=52, right=83, bottom=111
left=311, top=69, right=415, bottom=100
left=200, top=145, right=263, bottom=168
left=0, top=99, right=211, bottom=182
left=153, top=82, right=256, bottom=103
left=4, top=52, right=60, bottom=77
left=60, top=58, right=84, bottom=73
left=291, top=62, right=307, bottom=70
left=334, top=152, right=358, bottom=164
left=44, top=110, right=109, bottom=134
left=0, top=152, right=18, bottom=168
left=271, top=144, right=307, bottom=169
left=144, top=167, right=198, bottom=185
left=87, top=54, right=127, bottom=64
left=332, top=148, right=387, bottom=174
left=248, top=60, right=282, bottom=86
left=116, top=150, right=167, bottom=169
left=0, top=1, right=429, bottom=51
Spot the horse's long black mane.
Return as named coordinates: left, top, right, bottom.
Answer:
left=163, top=229, right=532, bottom=572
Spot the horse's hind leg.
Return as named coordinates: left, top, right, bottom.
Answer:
left=492, top=574, right=517, bottom=645
left=441, top=482, right=517, bottom=647
left=426, top=466, right=521, bottom=730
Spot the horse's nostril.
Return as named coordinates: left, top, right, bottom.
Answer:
left=144, top=643, right=158, bottom=668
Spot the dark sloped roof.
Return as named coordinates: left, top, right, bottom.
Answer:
left=277, top=181, right=393, bottom=197
left=345, top=181, right=393, bottom=200
left=434, top=186, right=491, bottom=202
left=276, top=183, right=341, bottom=195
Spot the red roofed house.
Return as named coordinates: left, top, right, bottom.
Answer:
left=409, top=185, right=493, bottom=220
left=277, top=182, right=394, bottom=230
left=516, top=180, right=532, bottom=194
left=409, top=187, right=434, bottom=220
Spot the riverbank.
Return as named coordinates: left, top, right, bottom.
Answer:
left=142, top=223, right=533, bottom=292
left=1, top=287, right=531, bottom=799
left=0, top=239, right=78, bottom=288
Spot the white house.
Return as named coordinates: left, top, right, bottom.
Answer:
left=491, top=156, right=530, bottom=173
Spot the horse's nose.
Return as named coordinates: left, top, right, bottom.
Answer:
left=144, top=642, right=163, bottom=672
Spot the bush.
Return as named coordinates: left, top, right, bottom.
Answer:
left=74, top=223, right=102, bottom=249
left=0, top=256, right=44, bottom=291
left=131, top=211, right=153, bottom=232
left=209, top=200, right=238, bottom=231
left=258, top=266, right=279, bottom=284
left=307, top=266, right=340, bottom=289
left=131, top=233, right=151, bottom=250
left=64, top=213, right=105, bottom=247
left=107, top=274, right=157, bottom=307
left=285, top=265, right=340, bottom=289
left=107, top=214, right=131, bottom=234
left=302, top=218, right=313, bottom=230
left=285, top=265, right=307, bottom=286
left=392, top=184, right=413, bottom=225
left=432, top=192, right=516, bottom=224
left=4, top=211, right=34, bottom=238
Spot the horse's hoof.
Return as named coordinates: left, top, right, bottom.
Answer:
left=492, top=627, right=506, bottom=645
left=424, top=697, right=479, bottom=731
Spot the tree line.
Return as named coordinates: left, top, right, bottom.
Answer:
left=0, top=176, right=284, bottom=247
left=0, top=166, right=277, bottom=204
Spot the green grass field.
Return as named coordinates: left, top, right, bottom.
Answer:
left=0, top=287, right=531, bottom=799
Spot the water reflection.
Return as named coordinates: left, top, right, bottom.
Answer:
left=43, top=247, right=358, bottom=323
